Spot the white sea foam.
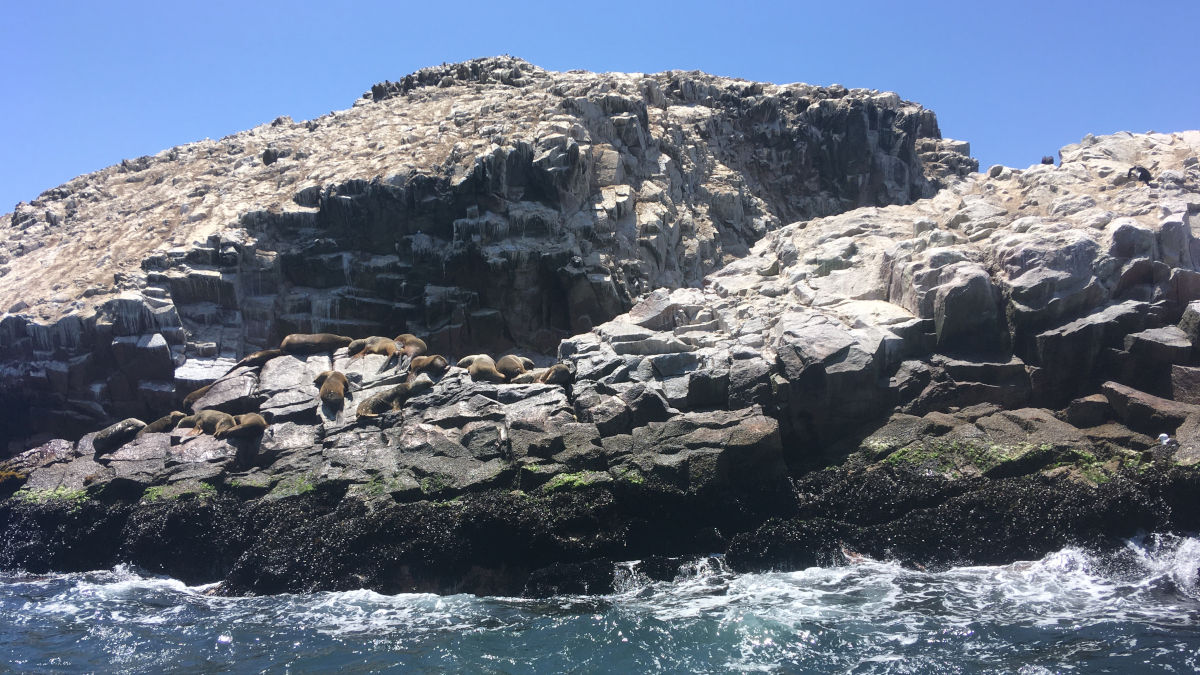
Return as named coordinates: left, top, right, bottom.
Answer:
left=4, top=537, right=1200, bottom=672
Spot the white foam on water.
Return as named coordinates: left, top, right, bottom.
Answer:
left=4, top=537, right=1200, bottom=672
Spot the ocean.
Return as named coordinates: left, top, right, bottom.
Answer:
left=4, top=535, right=1200, bottom=673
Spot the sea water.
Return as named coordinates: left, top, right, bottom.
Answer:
left=4, top=535, right=1200, bottom=673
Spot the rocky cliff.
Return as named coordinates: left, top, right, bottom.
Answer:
left=5, top=58, right=1199, bottom=597
left=0, top=56, right=970, bottom=449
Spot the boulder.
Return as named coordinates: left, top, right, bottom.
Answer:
left=1102, top=380, right=1200, bottom=434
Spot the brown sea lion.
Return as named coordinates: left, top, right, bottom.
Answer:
left=280, top=333, right=354, bottom=355
left=394, top=334, right=428, bottom=358
left=495, top=355, right=531, bottom=381
left=356, top=373, right=434, bottom=418
left=510, top=369, right=543, bottom=384
left=313, top=370, right=350, bottom=409
left=214, top=413, right=268, bottom=439
left=537, top=363, right=573, bottom=385
left=93, top=418, right=147, bottom=454
left=348, top=336, right=398, bottom=359
left=176, top=409, right=237, bottom=437
left=457, top=354, right=506, bottom=383
left=510, top=364, right=573, bottom=386
left=182, top=383, right=213, bottom=411
left=234, top=348, right=283, bottom=370
left=408, top=354, right=449, bottom=381
left=136, top=411, right=187, bottom=437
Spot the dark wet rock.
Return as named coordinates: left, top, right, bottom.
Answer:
left=1102, top=380, right=1200, bottom=434
left=1066, top=394, right=1111, bottom=428
left=192, top=367, right=261, bottom=415
left=3, top=64, right=1200, bottom=598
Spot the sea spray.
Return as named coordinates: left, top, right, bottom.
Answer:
left=4, top=539, right=1200, bottom=672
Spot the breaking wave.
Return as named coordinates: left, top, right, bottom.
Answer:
left=4, top=535, right=1200, bottom=673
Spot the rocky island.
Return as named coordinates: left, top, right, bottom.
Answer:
left=1, top=57, right=1198, bottom=596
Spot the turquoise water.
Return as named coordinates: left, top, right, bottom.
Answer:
left=4, top=536, right=1200, bottom=673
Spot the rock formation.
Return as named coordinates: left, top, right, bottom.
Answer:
left=4, top=58, right=1200, bottom=597
left=0, top=56, right=970, bottom=449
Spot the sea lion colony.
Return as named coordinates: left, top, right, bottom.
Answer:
left=92, top=331, right=574, bottom=455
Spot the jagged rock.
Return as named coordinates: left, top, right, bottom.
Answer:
left=1066, top=394, right=1111, bottom=428
left=1, top=58, right=968, bottom=449
left=4, top=59, right=1200, bottom=597
left=1171, top=365, right=1200, bottom=405
left=1102, top=380, right=1200, bottom=434
left=1124, top=326, right=1192, bottom=366
left=192, top=367, right=261, bottom=414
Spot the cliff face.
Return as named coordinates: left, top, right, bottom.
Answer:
left=0, top=56, right=971, bottom=450
left=3, top=127, right=1200, bottom=597
left=18, top=60, right=1200, bottom=599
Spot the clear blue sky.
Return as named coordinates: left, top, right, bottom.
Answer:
left=2, top=0, right=1197, bottom=213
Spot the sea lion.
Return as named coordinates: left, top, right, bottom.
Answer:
left=92, top=418, right=147, bottom=454
left=176, top=409, right=237, bottom=437
left=408, top=354, right=449, bottom=381
left=495, top=355, right=531, bottom=381
left=537, top=363, right=573, bottom=385
left=233, top=348, right=283, bottom=370
left=510, top=364, right=573, bottom=386
left=182, top=383, right=213, bottom=411
left=136, top=411, right=186, bottom=437
left=457, top=354, right=506, bottom=383
left=356, top=373, right=434, bottom=418
left=348, top=336, right=398, bottom=359
left=280, top=333, right=354, bottom=355
left=394, top=334, right=428, bottom=358
left=214, top=413, right=268, bottom=439
left=1128, top=166, right=1152, bottom=183
left=313, top=370, right=350, bottom=410
left=1040, top=155, right=1055, bottom=165
left=510, top=369, right=543, bottom=384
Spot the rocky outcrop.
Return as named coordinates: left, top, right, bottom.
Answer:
left=0, top=56, right=971, bottom=452
left=3, top=57, right=1200, bottom=597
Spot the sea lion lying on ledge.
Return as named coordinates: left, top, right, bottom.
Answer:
left=496, top=355, right=535, bottom=381
left=408, top=354, right=450, bottom=381
left=214, top=413, right=268, bottom=440
left=136, top=411, right=187, bottom=437
left=457, top=354, right=507, bottom=383
left=233, top=348, right=283, bottom=370
left=92, top=418, right=147, bottom=454
left=510, top=363, right=573, bottom=385
left=356, top=374, right=434, bottom=418
left=176, top=410, right=237, bottom=437
left=313, top=370, right=351, bottom=410
left=394, top=334, right=428, bottom=358
left=280, top=333, right=354, bottom=355
left=347, top=336, right=397, bottom=359
left=182, top=383, right=213, bottom=412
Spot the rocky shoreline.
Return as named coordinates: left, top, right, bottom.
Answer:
left=3, top=58, right=1200, bottom=596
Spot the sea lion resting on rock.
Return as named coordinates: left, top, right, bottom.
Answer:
left=394, top=334, right=427, bottom=358
left=495, top=355, right=536, bottom=381
left=176, top=410, right=237, bottom=437
left=510, top=363, right=573, bottom=386
left=313, top=370, right=350, bottom=410
left=136, top=411, right=186, bottom=437
left=1128, top=165, right=1152, bottom=183
left=356, top=373, right=434, bottom=418
left=182, top=383, right=213, bottom=412
left=407, top=354, right=449, bottom=382
left=214, top=413, right=268, bottom=440
left=347, top=336, right=398, bottom=360
left=280, top=333, right=353, bottom=355
left=93, top=418, right=147, bottom=454
left=233, top=348, right=283, bottom=370
left=457, top=354, right=506, bottom=383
